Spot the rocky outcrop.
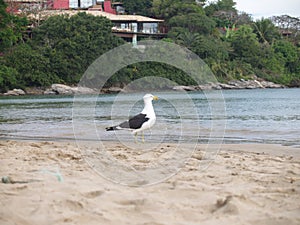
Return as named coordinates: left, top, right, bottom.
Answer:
left=44, top=84, right=98, bottom=95
left=2, top=79, right=284, bottom=96
left=173, top=79, right=285, bottom=91
left=225, top=79, right=284, bottom=89
left=172, top=85, right=198, bottom=91
left=259, top=80, right=285, bottom=88
left=102, top=87, right=126, bottom=94
left=3, top=89, right=26, bottom=96
left=25, top=87, right=45, bottom=95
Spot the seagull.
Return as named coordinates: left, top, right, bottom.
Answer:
left=106, top=94, right=159, bottom=142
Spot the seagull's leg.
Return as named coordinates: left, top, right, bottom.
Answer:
left=142, top=132, right=145, bottom=143
left=134, top=132, right=138, bottom=143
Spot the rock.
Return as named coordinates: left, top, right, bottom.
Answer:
left=1, top=176, right=12, bottom=183
left=172, top=85, right=197, bottom=91
left=45, top=79, right=284, bottom=96
left=43, top=89, right=57, bottom=95
left=218, top=83, right=236, bottom=89
left=197, top=83, right=219, bottom=90
left=47, top=84, right=98, bottom=95
left=253, top=80, right=264, bottom=88
left=260, top=81, right=284, bottom=88
left=72, top=86, right=98, bottom=94
left=245, top=80, right=260, bottom=89
left=229, top=80, right=243, bottom=88
left=25, top=87, right=45, bottom=95
left=107, top=87, right=124, bottom=93
left=227, top=79, right=284, bottom=89
left=198, top=84, right=213, bottom=90
left=171, top=79, right=284, bottom=91
left=212, top=83, right=222, bottom=90
left=51, top=84, right=74, bottom=95
left=101, top=87, right=125, bottom=94
left=3, top=89, right=26, bottom=96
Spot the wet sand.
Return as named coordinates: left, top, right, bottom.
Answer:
left=1, top=140, right=300, bottom=225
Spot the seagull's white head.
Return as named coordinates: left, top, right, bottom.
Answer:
left=143, top=94, right=159, bottom=102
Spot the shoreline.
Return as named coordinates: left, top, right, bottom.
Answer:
left=1, top=140, right=300, bottom=224
left=0, top=79, right=288, bottom=96
left=1, top=132, right=300, bottom=149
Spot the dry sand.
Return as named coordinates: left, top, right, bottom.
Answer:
left=1, top=140, right=300, bottom=225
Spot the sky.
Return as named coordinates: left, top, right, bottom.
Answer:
left=233, top=0, right=300, bottom=19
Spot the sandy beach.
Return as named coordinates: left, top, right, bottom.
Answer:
left=1, top=140, right=300, bottom=225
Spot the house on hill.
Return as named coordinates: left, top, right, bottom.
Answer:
left=5, top=0, right=166, bottom=44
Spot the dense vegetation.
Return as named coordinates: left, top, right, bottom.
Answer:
left=0, top=3, right=123, bottom=92
left=0, top=0, right=300, bottom=92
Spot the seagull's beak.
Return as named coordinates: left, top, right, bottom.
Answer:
left=153, top=96, right=159, bottom=101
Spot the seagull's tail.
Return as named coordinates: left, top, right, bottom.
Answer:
left=105, top=126, right=119, bottom=131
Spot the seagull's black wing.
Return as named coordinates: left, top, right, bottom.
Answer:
left=121, top=113, right=149, bottom=129
left=106, top=113, right=149, bottom=131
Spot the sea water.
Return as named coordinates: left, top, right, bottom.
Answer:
left=0, top=88, right=299, bottom=146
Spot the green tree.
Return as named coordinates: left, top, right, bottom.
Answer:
left=152, top=0, right=204, bottom=20
left=252, top=18, right=280, bottom=44
left=0, top=65, right=19, bottom=92
left=194, top=35, right=230, bottom=60
left=31, top=13, right=124, bottom=83
left=204, top=0, right=238, bottom=28
left=1, top=12, right=124, bottom=90
left=0, top=0, right=28, bottom=52
left=235, top=12, right=252, bottom=26
left=3, top=44, right=60, bottom=87
left=273, top=39, right=299, bottom=74
left=229, top=25, right=260, bottom=65
left=122, top=0, right=153, bottom=16
left=176, top=31, right=201, bottom=49
left=205, top=0, right=237, bottom=16
left=168, top=13, right=216, bottom=34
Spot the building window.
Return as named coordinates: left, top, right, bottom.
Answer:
left=141, top=23, right=158, bottom=34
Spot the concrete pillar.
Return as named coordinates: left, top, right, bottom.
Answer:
left=132, top=34, right=137, bottom=46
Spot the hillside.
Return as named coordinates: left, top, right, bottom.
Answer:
left=0, top=0, right=299, bottom=93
